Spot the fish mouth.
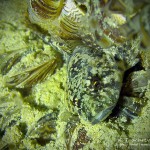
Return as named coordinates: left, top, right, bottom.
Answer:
left=91, top=105, right=116, bottom=124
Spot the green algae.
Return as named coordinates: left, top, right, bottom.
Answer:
left=0, top=0, right=150, bottom=150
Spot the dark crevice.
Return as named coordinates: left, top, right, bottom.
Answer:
left=123, top=60, right=144, bottom=83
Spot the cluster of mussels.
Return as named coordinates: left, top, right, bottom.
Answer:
left=0, top=0, right=150, bottom=149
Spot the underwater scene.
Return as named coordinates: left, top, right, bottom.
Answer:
left=0, top=0, right=150, bottom=149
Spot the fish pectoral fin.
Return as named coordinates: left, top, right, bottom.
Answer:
left=5, top=58, right=58, bottom=88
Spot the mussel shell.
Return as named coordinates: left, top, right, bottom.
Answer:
left=122, top=70, right=150, bottom=98
left=120, top=96, right=145, bottom=119
left=59, top=0, right=83, bottom=39
left=27, top=110, right=59, bottom=146
left=29, top=0, right=65, bottom=19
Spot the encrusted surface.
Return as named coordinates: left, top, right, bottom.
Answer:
left=0, top=0, right=150, bottom=150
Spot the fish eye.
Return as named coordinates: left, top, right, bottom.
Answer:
left=89, top=74, right=102, bottom=93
